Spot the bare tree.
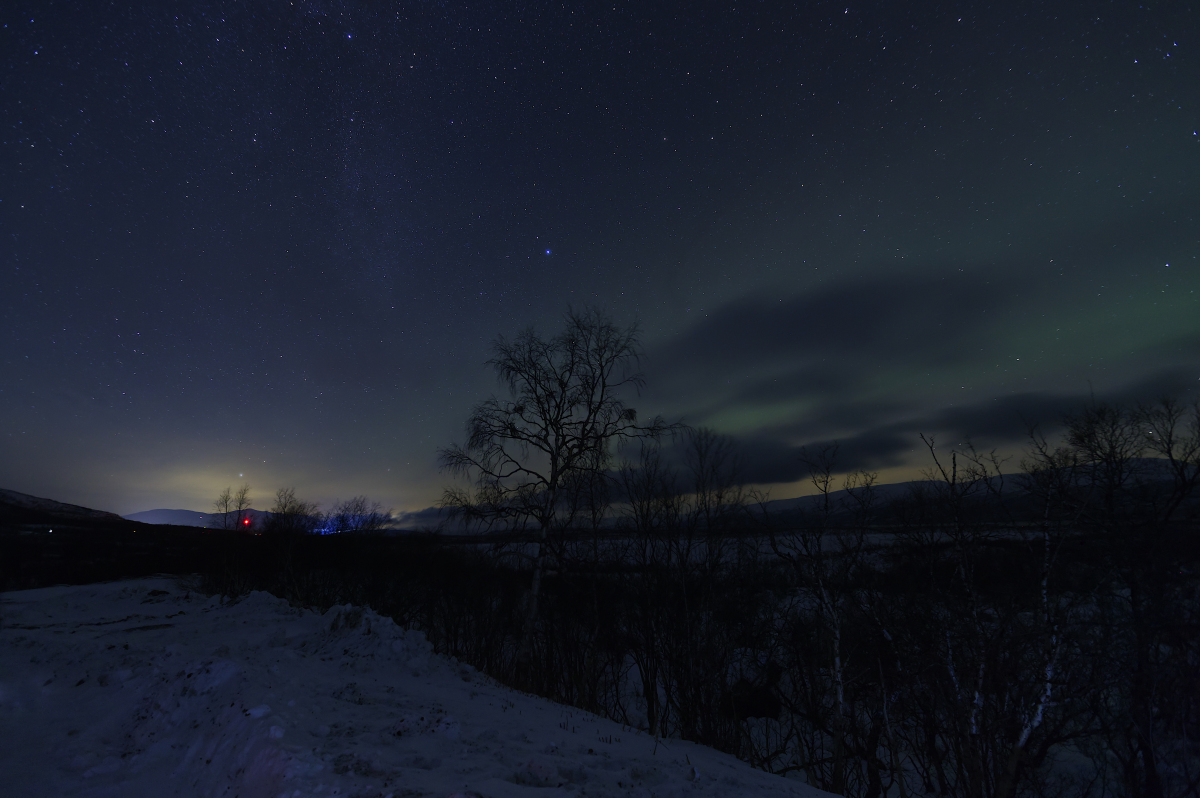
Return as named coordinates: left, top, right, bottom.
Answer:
left=616, top=427, right=762, bottom=747
left=770, top=443, right=881, bottom=794
left=262, top=487, right=321, bottom=536
left=210, top=483, right=252, bottom=530
left=439, top=306, right=674, bottom=680
left=327, top=495, right=391, bottom=533
left=1023, top=398, right=1200, bottom=798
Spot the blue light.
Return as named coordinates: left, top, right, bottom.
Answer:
left=545, top=249, right=552, bottom=255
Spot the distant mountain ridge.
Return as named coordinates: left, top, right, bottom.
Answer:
left=123, top=508, right=211, bottom=526
left=0, top=489, right=269, bottom=532
left=123, top=508, right=269, bottom=528
left=16, top=454, right=1189, bottom=534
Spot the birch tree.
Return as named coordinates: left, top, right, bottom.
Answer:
left=439, top=307, right=673, bottom=682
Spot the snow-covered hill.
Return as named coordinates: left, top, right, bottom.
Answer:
left=122, top=508, right=273, bottom=528
left=0, top=488, right=125, bottom=523
left=122, top=509, right=213, bottom=527
left=0, top=578, right=827, bottom=798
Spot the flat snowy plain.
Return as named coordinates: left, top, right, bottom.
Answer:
left=0, top=577, right=827, bottom=798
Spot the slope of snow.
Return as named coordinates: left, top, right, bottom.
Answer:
left=0, top=578, right=826, bottom=798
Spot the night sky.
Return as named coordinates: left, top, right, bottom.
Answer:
left=3, top=2, right=1197, bottom=518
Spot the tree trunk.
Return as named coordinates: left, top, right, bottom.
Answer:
left=515, top=532, right=546, bottom=687
left=863, top=720, right=884, bottom=798
left=1130, top=580, right=1165, bottom=798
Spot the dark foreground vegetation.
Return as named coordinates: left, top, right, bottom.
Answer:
left=3, top=402, right=1198, bottom=798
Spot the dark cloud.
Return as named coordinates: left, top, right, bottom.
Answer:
left=738, top=431, right=916, bottom=486
left=921, top=393, right=1085, bottom=442
left=652, top=269, right=1013, bottom=384
left=727, top=362, right=863, bottom=404
left=726, top=366, right=1200, bottom=487
left=1107, top=367, right=1200, bottom=406
left=930, top=370, right=1200, bottom=444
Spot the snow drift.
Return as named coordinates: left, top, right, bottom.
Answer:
left=0, top=577, right=827, bottom=798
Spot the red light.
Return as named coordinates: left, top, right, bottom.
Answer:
left=243, top=518, right=250, bottom=525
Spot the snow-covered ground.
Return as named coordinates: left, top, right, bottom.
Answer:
left=0, top=577, right=827, bottom=798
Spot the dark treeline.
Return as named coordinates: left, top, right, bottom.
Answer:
left=193, top=399, right=1200, bottom=798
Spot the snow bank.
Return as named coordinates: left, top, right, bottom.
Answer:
left=0, top=578, right=828, bottom=798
